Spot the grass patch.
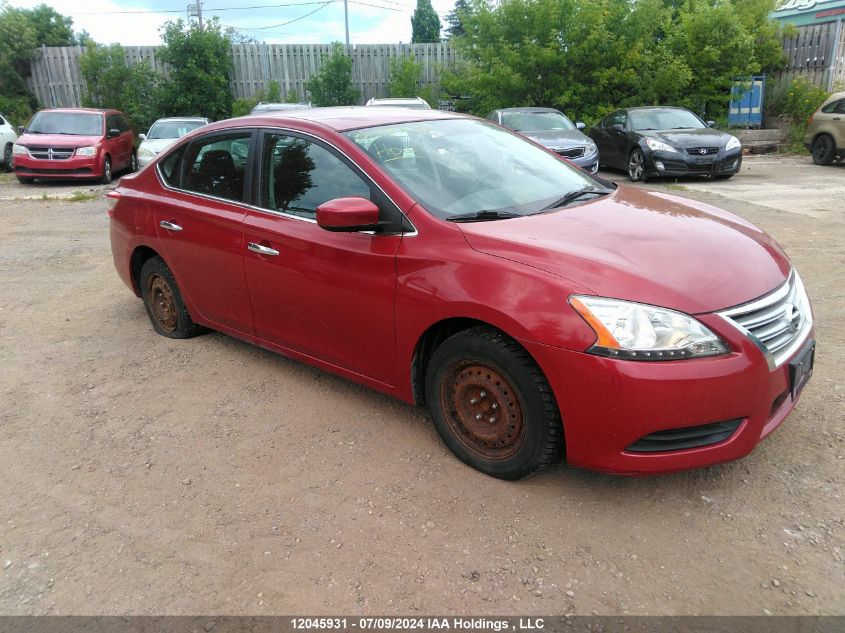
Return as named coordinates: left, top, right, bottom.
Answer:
left=663, top=182, right=688, bottom=191
left=66, top=191, right=100, bottom=202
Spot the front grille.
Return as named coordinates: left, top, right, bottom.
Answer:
left=626, top=419, right=743, bottom=453
left=686, top=146, right=719, bottom=155
left=27, top=147, right=75, bottom=160
left=555, top=147, right=585, bottom=159
left=686, top=162, right=714, bottom=172
left=718, top=270, right=813, bottom=369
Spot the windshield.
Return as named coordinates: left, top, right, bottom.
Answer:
left=343, top=119, right=601, bottom=220
left=629, top=109, right=705, bottom=131
left=147, top=120, right=207, bottom=140
left=26, top=111, right=102, bottom=136
left=501, top=111, right=575, bottom=132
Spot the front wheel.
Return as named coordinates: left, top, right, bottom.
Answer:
left=139, top=257, right=202, bottom=339
left=128, top=151, right=138, bottom=173
left=812, top=134, right=836, bottom=166
left=628, top=148, right=647, bottom=182
left=100, top=156, right=112, bottom=184
left=424, top=326, right=563, bottom=480
left=3, top=143, right=12, bottom=172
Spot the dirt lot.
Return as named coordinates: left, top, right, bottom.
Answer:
left=0, top=156, right=842, bottom=616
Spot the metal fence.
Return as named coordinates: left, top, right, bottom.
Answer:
left=27, top=43, right=458, bottom=109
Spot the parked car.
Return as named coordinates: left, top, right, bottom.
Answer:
left=13, top=108, right=136, bottom=184
left=109, top=108, right=813, bottom=479
left=0, top=113, right=18, bottom=172
left=250, top=102, right=311, bottom=114
left=804, top=91, right=845, bottom=165
left=137, top=117, right=211, bottom=168
left=365, top=97, right=431, bottom=110
left=588, top=106, right=743, bottom=181
left=487, top=107, right=599, bottom=173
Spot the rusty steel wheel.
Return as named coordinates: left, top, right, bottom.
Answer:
left=147, top=273, right=178, bottom=332
left=425, top=326, right=563, bottom=480
left=139, top=256, right=202, bottom=339
left=440, top=360, right=526, bottom=460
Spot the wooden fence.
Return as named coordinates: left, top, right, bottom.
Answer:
left=27, top=43, right=458, bottom=109
left=772, top=20, right=845, bottom=90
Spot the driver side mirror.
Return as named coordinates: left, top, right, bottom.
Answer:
left=611, top=123, right=625, bottom=133
left=16, top=125, right=25, bottom=135
left=317, top=197, right=380, bottom=232
left=706, top=120, right=716, bottom=128
left=138, top=133, right=146, bottom=140
left=575, top=121, right=586, bottom=130
left=107, top=128, right=121, bottom=138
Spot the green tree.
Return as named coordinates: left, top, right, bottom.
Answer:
left=79, top=43, right=160, bottom=131
left=23, top=4, right=74, bottom=46
left=411, top=0, right=441, bottom=43
left=157, top=18, right=234, bottom=121
left=445, top=0, right=471, bottom=38
left=389, top=55, right=423, bottom=97
left=305, top=43, right=360, bottom=106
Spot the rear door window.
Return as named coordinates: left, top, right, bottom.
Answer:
left=182, top=132, right=254, bottom=203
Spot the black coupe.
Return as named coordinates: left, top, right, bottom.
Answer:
left=588, top=107, right=742, bottom=182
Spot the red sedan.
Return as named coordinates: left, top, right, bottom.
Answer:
left=108, top=108, right=815, bottom=478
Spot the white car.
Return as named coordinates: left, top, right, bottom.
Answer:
left=1, top=113, right=19, bottom=171
left=137, top=117, right=211, bottom=167
left=365, top=97, right=431, bottom=110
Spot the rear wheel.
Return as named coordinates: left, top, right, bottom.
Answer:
left=424, top=326, right=563, bottom=480
left=628, top=148, right=647, bottom=182
left=812, top=134, right=836, bottom=165
left=139, top=257, right=202, bottom=339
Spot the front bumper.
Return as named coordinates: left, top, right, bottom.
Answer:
left=646, top=149, right=742, bottom=178
left=521, top=316, right=813, bottom=475
left=14, top=153, right=102, bottom=179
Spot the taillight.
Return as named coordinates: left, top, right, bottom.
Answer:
left=106, top=190, right=120, bottom=217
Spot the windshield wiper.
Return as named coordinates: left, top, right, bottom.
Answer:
left=447, top=209, right=522, bottom=223
left=541, top=187, right=613, bottom=212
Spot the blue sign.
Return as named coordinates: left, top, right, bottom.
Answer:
left=728, top=76, right=765, bottom=127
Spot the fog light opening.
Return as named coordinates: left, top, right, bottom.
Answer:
left=655, top=161, right=665, bottom=171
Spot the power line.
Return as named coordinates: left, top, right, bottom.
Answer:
left=222, top=1, right=336, bottom=30
left=348, top=0, right=406, bottom=11
left=63, top=1, right=343, bottom=16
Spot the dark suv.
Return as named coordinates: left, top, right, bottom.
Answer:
left=13, top=108, right=136, bottom=184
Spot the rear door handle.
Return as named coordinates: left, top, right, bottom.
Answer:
left=248, top=242, right=280, bottom=256
left=159, top=220, right=183, bottom=232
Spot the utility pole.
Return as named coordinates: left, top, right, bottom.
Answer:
left=344, top=0, right=350, bottom=50
left=188, top=2, right=203, bottom=30
left=198, top=0, right=203, bottom=31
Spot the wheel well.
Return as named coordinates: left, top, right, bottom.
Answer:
left=411, top=317, right=502, bottom=405
left=130, top=246, right=160, bottom=295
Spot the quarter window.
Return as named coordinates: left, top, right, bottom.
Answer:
left=158, top=146, right=185, bottom=188
left=182, top=132, right=253, bottom=202
left=260, top=133, right=371, bottom=219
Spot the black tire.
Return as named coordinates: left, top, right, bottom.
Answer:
left=139, top=257, right=202, bottom=339
left=812, top=134, right=836, bottom=166
left=424, top=326, right=563, bottom=480
left=627, top=148, right=647, bottom=182
left=16, top=176, right=34, bottom=184
left=128, top=151, right=138, bottom=173
left=100, top=156, right=112, bottom=184
left=3, top=143, right=12, bottom=172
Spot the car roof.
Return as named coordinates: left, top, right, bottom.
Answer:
left=497, top=107, right=562, bottom=114
left=38, top=108, right=114, bottom=115
left=152, top=117, right=209, bottom=122
left=624, top=106, right=691, bottom=112
left=215, top=106, right=465, bottom=133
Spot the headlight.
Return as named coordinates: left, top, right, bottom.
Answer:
left=12, top=144, right=27, bottom=155
left=75, top=146, right=96, bottom=157
left=570, top=295, right=728, bottom=360
left=644, top=138, right=678, bottom=153
left=138, top=147, right=155, bottom=159
left=585, top=141, right=598, bottom=154
left=725, top=135, right=741, bottom=151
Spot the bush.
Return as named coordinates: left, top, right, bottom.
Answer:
left=305, top=43, right=360, bottom=106
left=782, top=76, right=829, bottom=126
left=389, top=56, right=423, bottom=98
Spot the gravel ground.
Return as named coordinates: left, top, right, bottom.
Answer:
left=0, top=157, right=842, bottom=616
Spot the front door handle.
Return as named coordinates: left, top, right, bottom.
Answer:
left=248, top=242, right=280, bottom=256
left=159, top=220, right=183, bottom=232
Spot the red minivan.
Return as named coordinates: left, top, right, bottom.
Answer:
left=13, top=108, right=136, bottom=184
left=108, top=108, right=815, bottom=479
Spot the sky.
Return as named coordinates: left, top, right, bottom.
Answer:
left=9, top=0, right=457, bottom=46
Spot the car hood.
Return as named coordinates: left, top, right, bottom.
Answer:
left=521, top=129, right=591, bottom=149
left=139, top=138, right=178, bottom=154
left=456, top=186, right=790, bottom=314
left=16, top=133, right=102, bottom=147
left=639, top=128, right=732, bottom=148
